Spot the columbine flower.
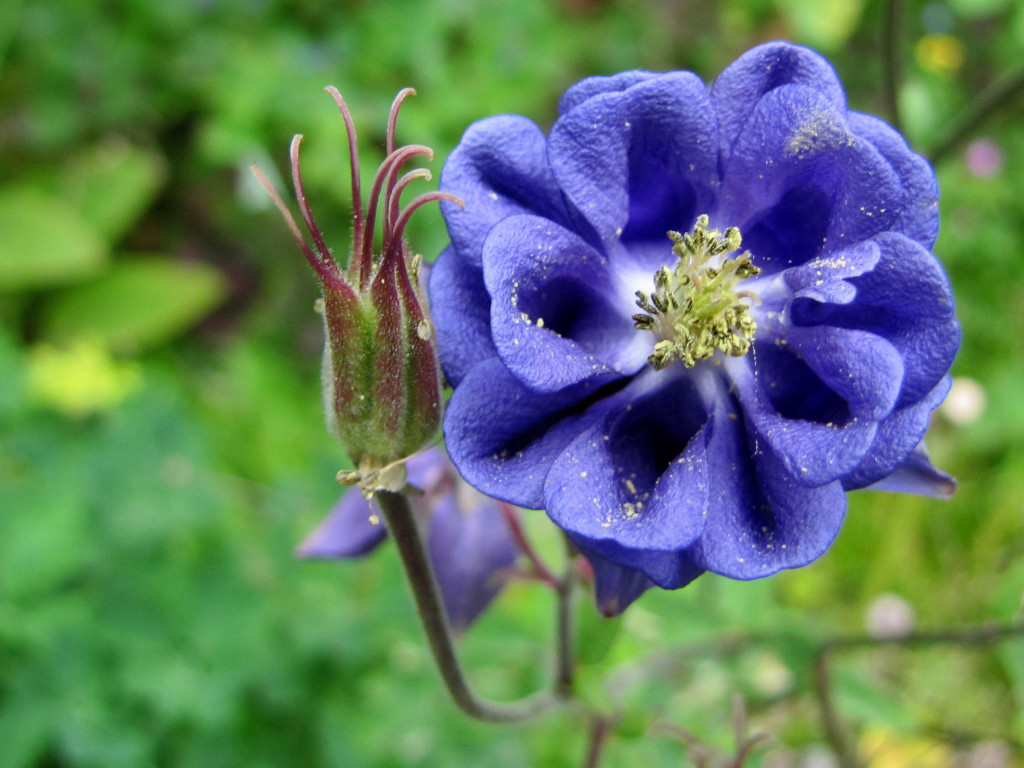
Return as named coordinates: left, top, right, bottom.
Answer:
left=429, top=42, right=959, bottom=611
left=298, top=447, right=520, bottom=633
left=254, top=89, right=461, bottom=487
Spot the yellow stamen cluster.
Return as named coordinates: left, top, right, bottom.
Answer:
left=633, top=215, right=760, bottom=370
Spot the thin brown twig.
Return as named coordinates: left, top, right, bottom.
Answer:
left=881, top=0, right=903, bottom=134
left=928, top=61, right=1024, bottom=164
left=555, top=533, right=578, bottom=698
left=813, top=651, right=860, bottom=768
left=581, top=715, right=612, bottom=768
left=813, top=621, right=1024, bottom=768
left=731, top=693, right=771, bottom=767
left=821, top=621, right=1024, bottom=653
left=650, top=720, right=716, bottom=766
left=500, top=502, right=563, bottom=590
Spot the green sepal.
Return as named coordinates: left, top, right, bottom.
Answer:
left=319, top=250, right=441, bottom=471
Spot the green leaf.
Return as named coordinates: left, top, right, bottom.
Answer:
left=998, top=638, right=1024, bottom=740
left=56, top=140, right=167, bottom=243
left=0, top=685, right=52, bottom=768
left=42, top=255, right=227, bottom=352
left=0, top=325, right=27, bottom=421
left=571, top=664, right=615, bottom=713
left=949, top=0, right=1008, bottom=18
left=0, top=432, right=92, bottom=598
left=774, top=0, right=865, bottom=50
left=833, top=662, right=915, bottom=730
left=0, top=188, right=108, bottom=291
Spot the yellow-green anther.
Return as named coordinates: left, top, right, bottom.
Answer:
left=633, top=215, right=761, bottom=371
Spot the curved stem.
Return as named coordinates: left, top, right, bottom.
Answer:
left=375, top=490, right=566, bottom=723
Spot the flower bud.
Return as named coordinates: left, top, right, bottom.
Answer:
left=254, top=88, right=461, bottom=480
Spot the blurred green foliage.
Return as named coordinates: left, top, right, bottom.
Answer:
left=1, top=0, right=1023, bottom=766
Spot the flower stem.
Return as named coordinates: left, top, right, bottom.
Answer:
left=813, top=652, right=859, bottom=768
left=500, top=502, right=562, bottom=590
left=581, top=715, right=612, bottom=768
left=375, top=489, right=566, bottom=723
left=555, top=534, right=578, bottom=698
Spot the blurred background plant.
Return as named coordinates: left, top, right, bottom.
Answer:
left=1, top=0, right=1022, bottom=766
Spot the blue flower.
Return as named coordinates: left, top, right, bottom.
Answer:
left=298, top=448, right=520, bottom=633
left=429, top=42, right=959, bottom=612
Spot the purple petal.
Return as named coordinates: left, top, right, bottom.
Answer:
left=482, top=215, right=648, bottom=392
left=718, top=85, right=903, bottom=270
left=429, top=245, right=495, bottom=388
left=729, top=354, right=880, bottom=486
left=441, top=115, right=572, bottom=268
left=574, top=538, right=699, bottom=616
left=848, top=112, right=940, bottom=249
left=790, top=233, right=959, bottom=407
left=690, top=398, right=848, bottom=579
left=548, top=72, right=720, bottom=252
left=427, top=490, right=519, bottom=633
left=711, top=41, right=846, bottom=160
left=573, top=533, right=705, bottom=592
left=544, top=373, right=710, bottom=551
left=781, top=326, right=904, bottom=421
left=297, top=489, right=387, bottom=559
left=866, top=445, right=956, bottom=499
left=585, top=552, right=655, bottom=617
left=443, top=357, right=616, bottom=509
left=782, top=240, right=882, bottom=304
left=557, top=70, right=661, bottom=115
left=405, top=448, right=449, bottom=492
left=842, top=376, right=952, bottom=491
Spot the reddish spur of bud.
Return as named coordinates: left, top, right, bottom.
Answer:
left=254, top=87, right=462, bottom=482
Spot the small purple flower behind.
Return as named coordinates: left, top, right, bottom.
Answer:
left=430, top=42, right=960, bottom=612
left=299, top=448, right=520, bottom=633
